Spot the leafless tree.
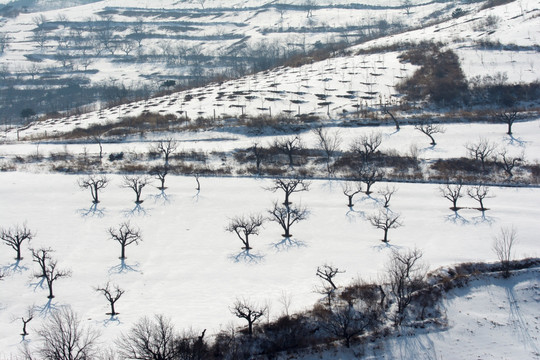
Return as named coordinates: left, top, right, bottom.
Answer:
left=386, top=248, right=426, bottom=325
left=317, top=304, right=374, bottom=348
left=368, top=210, right=402, bottom=243
left=1, top=223, right=34, bottom=261
left=358, top=165, right=383, bottom=195
left=0, top=33, right=11, bottom=54
left=95, top=282, right=124, bottom=316
left=268, top=202, right=309, bottom=238
left=497, top=149, right=522, bottom=178
left=117, top=314, right=179, bottom=360
left=414, top=122, right=445, bottom=146
left=230, top=298, right=267, bottom=336
left=226, top=214, right=265, bottom=250
left=108, top=222, right=142, bottom=260
left=149, top=166, right=168, bottom=190
left=273, top=136, right=302, bottom=167
left=493, top=227, right=517, bottom=278
left=78, top=175, right=109, bottom=203
left=152, top=139, right=178, bottom=166
left=122, top=175, right=151, bottom=203
left=342, top=181, right=363, bottom=207
left=467, top=185, right=493, bottom=211
left=32, top=307, right=101, bottom=360
left=313, top=127, right=342, bottom=175
left=316, top=264, right=344, bottom=290
left=402, top=0, right=413, bottom=15
left=382, top=101, right=400, bottom=130
left=265, top=177, right=310, bottom=206
left=494, top=109, right=519, bottom=135
left=31, top=247, right=52, bottom=280
left=439, top=182, right=463, bottom=211
left=18, top=306, right=34, bottom=338
left=351, top=132, right=382, bottom=164
left=197, top=0, right=206, bottom=9
left=250, top=142, right=266, bottom=174
left=31, top=249, right=71, bottom=299
left=465, top=138, right=497, bottom=172
left=378, top=185, right=397, bottom=208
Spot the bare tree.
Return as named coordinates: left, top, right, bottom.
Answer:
left=382, top=101, right=400, bottom=130
left=465, top=138, right=496, bottom=172
left=20, top=306, right=34, bottom=337
left=78, top=175, right=109, bottom=203
left=31, top=249, right=71, bottom=299
left=117, top=314, right=179, bottom=360
left=152, top=138, right=178, bottom=166
left=414, top=122, right=445, bottom=146
left=108, top=222, right=142, bottom=260
left=33, top=307, right=101, bottom=360
left=317, top=304, right=373, bottom=348
left=149, top=166, right=168, bottom=190
left=494, top=109, right=519, bottom=136
left=249, top=142, right=266, bottom=175
left=95, top=282, right=124, bottom=316
left=0, top=33, right=11, bottom=54
left=273, top=136, right=302, bottom=167
left=342, top=181, right=362, bottom=207
left=439, top=182, right=463, bottom=211
left=493, top=227, right=517, bottom=278
left=498, top=149, right=522, bottom=178
left=122, top=175, right=151, bottom=203
left=313, top=127, right=342, bottom=175
left=265, top=177, right=310, bottom=206
left=230, top=298, right=267, bottom=336
left=350, top=132, right=382, bottom=164
left=358, top=165, right=383, bottom=195
left=402, top=0, right=413, bottom=15
left=368, top=210, right=402, bottom=243
left=31, top=247, right=52, bottom=280
left=268, top=202, right=309, bottom=238
left=467, top=185, right=492, bottom=211
left=1, top=223, right=34, bottom=260
left=316, top=264, right=344, bottom=290
left=386, top=248, right=426, bottom=325
left=378, top=185, right=397, bottom=208
left=226, top=214, right=265, bottom=250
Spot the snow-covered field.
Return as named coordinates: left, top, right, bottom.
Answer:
left=0, top=171, right=539, bottom=357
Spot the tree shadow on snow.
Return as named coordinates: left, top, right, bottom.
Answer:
left=271, top=237, right=306, bottom=252
left=78, top=203, right=106, bottom=218
left=108, top=258, right=141, bottom=274
left=152, top=189, right=172, bottom=205
left=444, top=211, right=469, bottom=225
left=371, top=242, right=403, bottom=252
left=3, top=259, right=28, bottom=274
left=103, top=314, right=122, bottom=327
left=471, top=210, right=496, bottom=225
left=346, top=206, right=366, bottom=222
left=122, top=203, right=149, bottom=217
left=504, top=134, right=527, bottom=147
left=36, top=299, right=63, bottom=317
left=228, top=249, right=265, bottom=264
left=29, top=275, right=46, bottom=291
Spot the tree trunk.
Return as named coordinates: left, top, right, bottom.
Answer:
left=47, top=281, right=54, bottom=299
left=347, top=195, right=353, bottom=207
left=110, top=302, right=117, bottom=316
left=16, top=247, right=22, bottom=261
left=382, top=229, right=389, bottom=243
left=120, top=245, right=126, bottom=259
